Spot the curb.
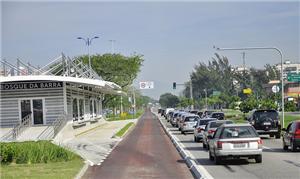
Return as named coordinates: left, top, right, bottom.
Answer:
left=74, top=162, right=89, bottom=179
left=153, top=112, right=213, bottom=179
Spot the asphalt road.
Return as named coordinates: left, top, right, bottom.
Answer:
left=82, top=109, right=194, bottom=179
left=159, top=115, right=300, bottom=179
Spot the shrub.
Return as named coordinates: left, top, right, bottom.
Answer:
left=0, top=141, right=79, bottom=165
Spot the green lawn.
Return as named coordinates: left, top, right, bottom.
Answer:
left=106, top=110, right=144, bottom=121
left=280, top=114, right=299, bottom=128
left=114, top=122, right=134, bottom=138
left=1, top=158, right=84, bottom=179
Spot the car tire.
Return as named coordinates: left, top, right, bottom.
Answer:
left=255, top=155, right=262, bottom=163
left=181, top=131, right=184, bottom=134
left=283, top=141, right=288, bottom=150
left=214, top=155, right=221, bottom=165
left=194, top=136, right=198, bottom=142
left=270, top=134, right=274, bottom=138
left=291, top=141, right=297, bottom=152
left=275, top=133, right=281, bottom=139
left=209, top=151, right=214, bottom=161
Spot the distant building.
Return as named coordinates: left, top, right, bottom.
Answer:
left=275, top=60, right=300, bottom=79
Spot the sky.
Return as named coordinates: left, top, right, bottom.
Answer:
left=1, top=0, right=300, bottom=100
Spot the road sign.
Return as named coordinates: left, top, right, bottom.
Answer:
left=272, top=85, right=280, bottom=93
left=287, top=73, right=300, bottom=82
left=243, top=88, right=252, bottom=94
left=213, top=91, right=221, bottom=96
left=139, top=81, right=154, bottom=89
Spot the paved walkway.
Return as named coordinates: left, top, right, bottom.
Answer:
left=61, top=119, right=137, bottom=166
left=82, top=109, right=193, bottom=179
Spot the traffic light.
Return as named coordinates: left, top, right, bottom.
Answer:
left=173, top=82, right=176, bottom=89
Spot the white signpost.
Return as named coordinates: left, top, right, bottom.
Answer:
left=139, top=81, right=154, bottom=89
left=272, top=85, right=280, bottom=93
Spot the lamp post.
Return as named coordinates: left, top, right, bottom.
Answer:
left=77, top=36, right=99, bottom=71
left=204, top=89, right=208, bottom=110
left=214, top=46, right=285, bottom=128
left=109, top=40, right=116, bottom=54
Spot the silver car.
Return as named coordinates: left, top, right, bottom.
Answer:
left=202, top=120, right=233, bottom=149
left=208, top=123, right=263, bottom=164
left=194, top=118, right=217, bottom=142
left=180, top=114, right=200, bottom=134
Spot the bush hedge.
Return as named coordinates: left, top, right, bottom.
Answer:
left=0, top=141, right=79, bottom=165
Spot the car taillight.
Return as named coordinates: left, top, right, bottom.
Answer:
left=208, top=129, right=215, bottom=134
left=257, top=139, right=263, bottom=149
left=217, top=141, right=223, bottom=149
left=294, top=129, right=300, bottom=139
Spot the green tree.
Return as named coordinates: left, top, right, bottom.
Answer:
left=159, top=93, right=180, bottom=108
left=239, top=95, right=259, bottom=114
left=285, top=101, right=297, bottom=112
left=77, top=53, right=144, bottom=88
left=77, top=53, right=144, bottom=108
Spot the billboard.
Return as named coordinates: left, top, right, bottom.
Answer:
left=139, top=81, right=154, bottom=89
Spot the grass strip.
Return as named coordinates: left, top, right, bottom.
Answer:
left=114, top=122, right=134, bottom=138
left=1, top=158, right=83, bottom=179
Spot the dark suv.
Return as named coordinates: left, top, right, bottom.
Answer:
left=247, top=109, right=281, bottom=138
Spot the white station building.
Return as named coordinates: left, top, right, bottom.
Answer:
left=0, top=54, right=123, bottom=141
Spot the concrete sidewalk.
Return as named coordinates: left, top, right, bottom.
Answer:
left=60, top=119, right=138, bottom=166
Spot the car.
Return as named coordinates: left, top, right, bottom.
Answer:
left=165, top=108, right=175, bottom=119
left=247, top=109, right=281, bottom=138
left=180, top=114, right=200, bottom=134
left=178, top=113, right=190, bottom=131
left=176, top=112, right=187, bottom=130
left=160, top=109, right=165, bottom=117
left=202, top=120, right=234, bottom=149
left=189, top=110, right=199, bottom=115
left=194, top=118, right=217, bottom=142
left=282, top=120, right=300, bottom=151
left=208, top=123, right=263, bottom=164
left=170, top=111, right=180, bottom=127
left=197, top=111, right=203, bottom=118
left=202, top=110, right=215, bottom=118
left=209, top=112, right=225, bottom=120
left=167, top=110, right=175, bottom=122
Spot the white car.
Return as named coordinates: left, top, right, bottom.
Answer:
left=194, top=118, right=217, bottom=142
left=180, top=114, right=200, bottom=134
left=208, top=123, right=263, bottom=164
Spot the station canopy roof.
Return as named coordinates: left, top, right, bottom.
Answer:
left=0, top=53, right=124, bottom=95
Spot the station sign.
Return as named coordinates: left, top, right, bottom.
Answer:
left=0, top=81, right=63, bottom=90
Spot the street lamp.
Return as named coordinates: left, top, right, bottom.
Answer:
left=214, top=46, right=285, bottom=128
left=77, top=36, right=99, bottom=71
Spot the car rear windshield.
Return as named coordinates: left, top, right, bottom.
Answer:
left=220, top=126, right=259, bottom=139
left=210, top=121, right=233, bottom=128
left=185, top=116, right=199, bottom=122
left=212, top=113, right=224, bottom=118
left=254, top=111, right=278, bottom=121
left=200, top=119, right=215, bottom=125
left=173, top=113, right=179, bottom=117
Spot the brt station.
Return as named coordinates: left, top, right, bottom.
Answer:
left=0, top=54, right=124, bottom=141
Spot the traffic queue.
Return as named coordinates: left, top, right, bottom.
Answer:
left=158, top=108, right=300, bottom=165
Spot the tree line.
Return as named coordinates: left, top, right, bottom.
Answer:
left=159, top=53, right=297, bottom=112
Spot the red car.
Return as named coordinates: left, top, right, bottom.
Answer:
left=282, top=120, right=300, bottom=152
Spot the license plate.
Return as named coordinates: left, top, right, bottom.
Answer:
left=264, top=122, right=271, bottom=125
left=233, top=143, right=246, bottom=148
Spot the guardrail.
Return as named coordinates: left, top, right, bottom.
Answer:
left=38, top=113, right=70, bottom=140
left=0, top=114, right=32, bottom=142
